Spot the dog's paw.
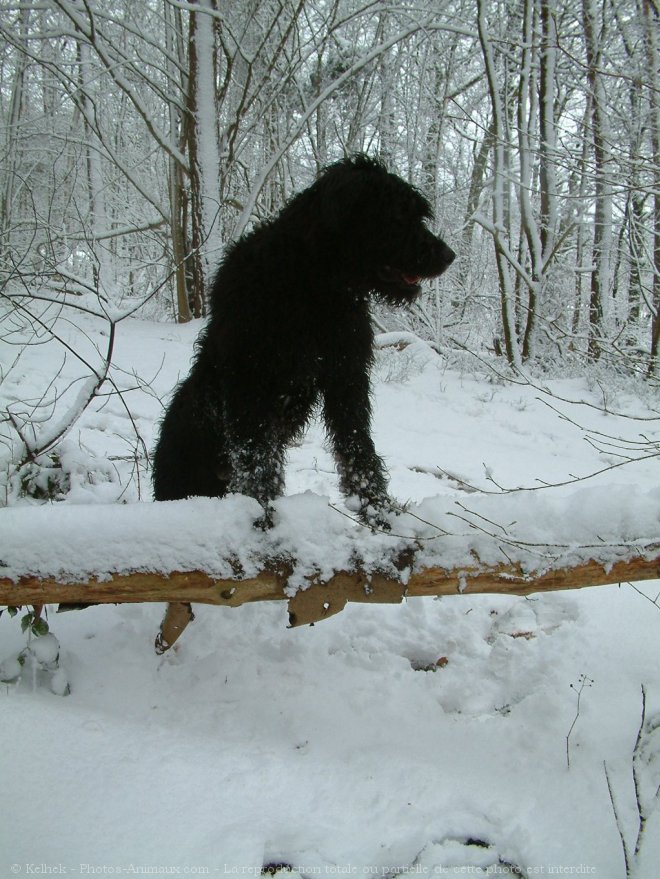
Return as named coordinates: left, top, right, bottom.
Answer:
left=365, top=507, right=393, bottom=532
left=348, top=495, right=399, bottom=532
left=253, top=504, right=276, bottom=531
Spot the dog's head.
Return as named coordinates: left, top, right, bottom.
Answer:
left=312, top=155, right=455, bottom=302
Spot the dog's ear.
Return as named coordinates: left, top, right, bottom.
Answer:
left=316, top=159, right=374, bottom=229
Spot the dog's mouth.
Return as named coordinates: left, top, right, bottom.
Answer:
left=379, top=266, right=423, bottom=292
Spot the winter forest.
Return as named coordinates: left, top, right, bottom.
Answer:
left=1, top=0, right=659, bottom=357
left=1, top=0, right=659, bottom=498
left=2, top=1, right=660, bottom=876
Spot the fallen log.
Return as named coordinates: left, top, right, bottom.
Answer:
left=2, top=550, right=659, bottom=650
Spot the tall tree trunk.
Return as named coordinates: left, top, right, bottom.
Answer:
left=0, top=4, right=29, bottom=268
left=78, top=37, right=112, bottom=298
left=478, top=0, right=522, bottom=367
left=187, top=0, right=222, bottom=317
left=539, top=0, right=558, bottom=264
left=517, top=0, right=541, bottom=360
left=164, top=0, right=191, bottom=323
left=376, top=12, right=395, bottom=167
left=582, top=0, right=612, bottom=361
left=571, top=97, right=593, bottom=342
left=643, top=0, right=660, bottom=374
left=461, top=117, right=495, bottom=260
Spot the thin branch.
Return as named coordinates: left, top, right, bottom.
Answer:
left=604, top=760, right=632, bottom=877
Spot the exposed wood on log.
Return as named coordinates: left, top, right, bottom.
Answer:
left=2, top=552, right=659, bottom=618
left=2, top=551, right=658, bottom=652
left=155, top=601, right=195, bottom=654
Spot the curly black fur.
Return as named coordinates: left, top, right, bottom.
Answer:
left=152, top=155, right=455, bottom=526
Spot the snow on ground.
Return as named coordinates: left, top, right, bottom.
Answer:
left=1, top=305, right=660, bottom=876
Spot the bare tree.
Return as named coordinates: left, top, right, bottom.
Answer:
left=642, top=0, right=660, bottom=374
left=581, top=0, right=613, bottom=360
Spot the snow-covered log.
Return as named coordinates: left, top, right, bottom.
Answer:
left=2, top=492, right=658, bottom=648
left=2, top=549, right=659, bottom=623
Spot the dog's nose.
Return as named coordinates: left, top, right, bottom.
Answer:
left=431, top=237, right=455, bottom=269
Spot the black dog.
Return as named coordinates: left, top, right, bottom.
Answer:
left=153, top=155, right=455, bottom=527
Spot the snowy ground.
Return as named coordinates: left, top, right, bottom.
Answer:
left=1, top=303, right=660, bottom=876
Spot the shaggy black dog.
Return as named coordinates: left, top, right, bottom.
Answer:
left=153, top=155, right=455, bottom=527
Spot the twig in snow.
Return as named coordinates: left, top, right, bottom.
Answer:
left=605, top=685, right=660, bottom=876
left=604, top=760, right=632, bottom=876
left=627, top=581, right=660, bottom=610
left=566, top=673, right=594, bottom=769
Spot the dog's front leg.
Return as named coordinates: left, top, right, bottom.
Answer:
left=321, top=377, right=393, bottom=529
left=226, top=436, right=285, bottom=529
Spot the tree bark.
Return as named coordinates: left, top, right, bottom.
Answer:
left=517, top=0, right=541, bottom=361
left=643, top=0, right=660, bottom=374
left=582, top=0, right=613, bottom=361
left=186, top=0, right=222, bottom=317
left=0, top=3, right=29, bottom=267
left=477, top=0, right=522, bottom=368
left=164, top=0, right=192, bottom=324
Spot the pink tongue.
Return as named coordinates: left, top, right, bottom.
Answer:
left=402, top=274, right=421, bottom=285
